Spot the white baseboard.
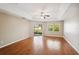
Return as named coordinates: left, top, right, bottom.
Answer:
left=0, top=37, right=30, bottom=48
left=64, top=37, right=79, bottom=54
left=44, top=35, right=64, bottom=38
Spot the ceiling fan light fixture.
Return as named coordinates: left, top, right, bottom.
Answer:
left=40, top=11, right=50, bottom=20
left=41, top=16, right=44, bottom=19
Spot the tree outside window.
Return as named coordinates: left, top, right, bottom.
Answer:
left=48, top=24, right=60, bottom=32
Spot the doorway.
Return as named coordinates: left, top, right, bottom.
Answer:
left=34, top=24, right=42, bottom=36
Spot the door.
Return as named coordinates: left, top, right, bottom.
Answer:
left=34, top=24, right=42, bottom=36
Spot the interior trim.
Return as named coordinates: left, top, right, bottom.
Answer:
left=0, top=37, right=31, bottom=48
left=64, top=36, right=79, bottom=54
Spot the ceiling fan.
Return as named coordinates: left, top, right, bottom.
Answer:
left=40, top=11, right=50, bottom=19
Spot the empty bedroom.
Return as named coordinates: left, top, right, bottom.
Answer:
left=0, top=3, right=79, bottom=55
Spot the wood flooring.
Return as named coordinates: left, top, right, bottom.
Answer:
left=0, top=36, right=78, bottom=55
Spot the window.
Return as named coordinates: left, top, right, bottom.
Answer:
left=48, top=24, right=54, bottom=31
left=34, top=24, right=42, bottom=36
left=48, top=24, right=60, bottom=32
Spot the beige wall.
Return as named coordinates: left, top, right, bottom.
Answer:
left=64, top=4, right=79, bottom=53
left=0, top=12, right=31, bottom=48
left=30, top=21, right=64, bottom=37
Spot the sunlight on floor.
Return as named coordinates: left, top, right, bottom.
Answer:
left=46, top=39, right=61, bottom=50
left=33, top=36, right=61, bottom=53
left=33, top=36, right=44, bottom=54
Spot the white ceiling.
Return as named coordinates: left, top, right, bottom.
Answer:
left=0, top=3, right=71, bottom=21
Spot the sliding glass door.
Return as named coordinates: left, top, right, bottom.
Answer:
left=34, top=24, right=42, bottom=36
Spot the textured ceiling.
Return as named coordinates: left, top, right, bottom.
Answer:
left=0, top=3, right=71, bottom=21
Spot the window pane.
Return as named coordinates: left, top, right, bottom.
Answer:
left=53, top=24, right=59, bottom=32
left=34, top=24, right=42, bottom=36
left=48, top=24, right=54, bottom=31
left=48, top=24, right=60, bottom=32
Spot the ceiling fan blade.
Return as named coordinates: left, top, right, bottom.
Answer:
left=45, top=15, right=50, bottom=17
